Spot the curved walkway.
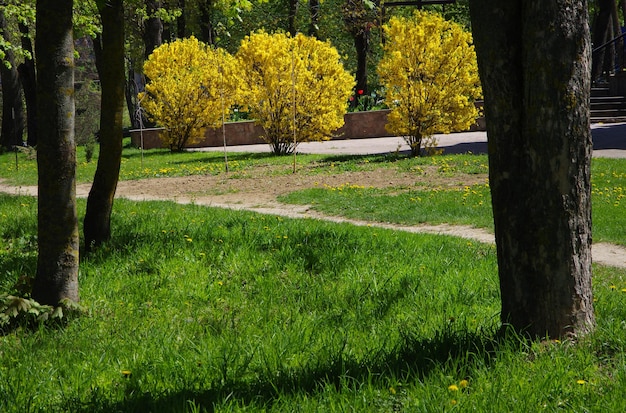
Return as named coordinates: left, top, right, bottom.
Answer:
left=1, top=180, right=625, bottom=269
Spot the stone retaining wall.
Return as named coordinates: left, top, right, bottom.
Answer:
left=130, top=106, right=485, bottom=149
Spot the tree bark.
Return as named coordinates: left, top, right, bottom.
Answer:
left=0, top=9, right=26, bottom=148
left=469, top=0, right=595, bottom=339
left=309, top=0, right=320, bottom=37
left=32, top=0, right=79, bottom=305
left=18, top=22, right=37, bottom=147
left=144, top=0, right=163, bottom=59
left=83, top=0, right=125, bottom=252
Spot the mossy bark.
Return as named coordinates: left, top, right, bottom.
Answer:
left=84, top=0, right=125, bottom=252
left=469, top=0, right=595, bottom=339
left=32, top=0, right=79, bottom=305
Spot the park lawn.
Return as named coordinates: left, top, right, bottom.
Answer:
left=280, top=157, right=626, bottom=246
left=1, top=195, right=626, bottom=412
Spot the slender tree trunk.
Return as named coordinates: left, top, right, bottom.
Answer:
left=177, top=0, right=186, bottom=38
left=469, top=0, right=594, bottom=339
left=0, top=9, right=26, bottom=148
left=83, top=0, right=125, bottom=252
left=309, top=0, right=320, bottom=37
left=354, top=29, right=369, bottom=97
left=199, top=0, right=215, bottom=45
left=592, top=0, right=614, bottom=81
left=144, top=0, right=163, bottom=59
left=18, top=22, right=37, bottom=147
left=32, top=0, right=79, bottom=305
left=288, top=0, right=298, bottom=36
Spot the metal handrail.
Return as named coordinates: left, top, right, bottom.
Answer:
left=593, top=31, right=626, bottom=54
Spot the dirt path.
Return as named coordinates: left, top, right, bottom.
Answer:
left=1, top=177, right=625, bottom=268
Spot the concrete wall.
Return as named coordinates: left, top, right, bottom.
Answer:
left=130, top=107, right=485, bottom=150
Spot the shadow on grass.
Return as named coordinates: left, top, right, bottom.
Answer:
left=72, top=325, right=514, bottom=413
left=121, top=148, right=282, bottom=164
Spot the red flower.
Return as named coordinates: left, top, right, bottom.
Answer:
left=349, top=96, right=355, bottom=102
left=357, top=89, right=364, bottom=95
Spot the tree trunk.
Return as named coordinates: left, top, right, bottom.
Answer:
left=177, top=0, right=186, bottom=38
left=18, top=22, right=37, bottom=147
left=592, top=0, right=614, bottom=81
left=469, top=0, right=595, bottom=339
left=0, top=9, right=26, bottom=148
left=144, top=0, right=163, bottom=59
left=288, top=0, right=298, bottom=36
left=354, top=29, right=369, bottom=97
left=32, top=0, right=79, bottom=305
left=83, top=0, right=125, bottom=252
left=199, top=0, right=215, bottom=45
left=309, top=0, right=320, bottom=37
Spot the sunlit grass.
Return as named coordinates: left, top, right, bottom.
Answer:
left=1, top=194, right=625, bottom=412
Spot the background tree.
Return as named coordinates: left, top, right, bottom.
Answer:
left=83, top=0, right=125, bottom=252
left=140, top=36, right=240, bottom=151
left=0, top=5, right=26, bottom=149
left=31, top=0, right=79, bottom=305
left=377, top=11, right=481, bottom=156
left=469, top=0, right=595, bottom=338
left=342, top=0, right=377, bottom=103
left=237, top=31, right=354, bottom=155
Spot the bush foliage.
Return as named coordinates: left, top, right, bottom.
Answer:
left=378, top=11, right=482, bottom=156
left=236, top=31, right=355, bottom=155
left=140, top=36, right=241, bottom=152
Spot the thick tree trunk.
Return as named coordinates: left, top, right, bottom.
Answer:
left=84, top=0, right=125, bottom=252
left=469, top=0, right=594, bottom=339
left=0, top=9, right=26, bottom=148
left=32, top=0, right=79, bottom=305
left=18, top=22, right=37, bottom=147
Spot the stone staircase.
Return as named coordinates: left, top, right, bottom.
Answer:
left=591, top=86, right=626, bottom=123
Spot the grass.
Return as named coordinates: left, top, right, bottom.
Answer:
left=1, top=145, right=625, bottom=411
left=0, top=194, right=625, bottom=412
left=280, top=157, right=626, bottom=246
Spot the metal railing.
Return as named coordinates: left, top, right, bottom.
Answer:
left=592, top=31, right=626, bottom=84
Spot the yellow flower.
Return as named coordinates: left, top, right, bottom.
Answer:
left=121, top=370, right=132, bottom=377
left=577, top=379, right=587, bottom=385
left=459, top=379, right=469, bottom=388
left=448, top=384, right=459, bottom=391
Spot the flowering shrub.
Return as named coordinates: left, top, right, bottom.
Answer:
left=140, top=36, right=240, bottom=152
left=236, top=31, right=355, bottom=155
left=377, top=11, right=482, bottom=156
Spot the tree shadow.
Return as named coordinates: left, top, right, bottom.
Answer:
left=592, top=123, right=626, bottom=151
left=74, top=324, right=516, bottom=413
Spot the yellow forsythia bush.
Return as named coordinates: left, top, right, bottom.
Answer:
left=140, top=36, right=240, bottom=151
left=378, top=11, right=482, bottom=156
left=236, top=31, right=355, bottom=155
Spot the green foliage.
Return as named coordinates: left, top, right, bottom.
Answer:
left=140, top=36, right=241, bottom=152
left=236, top=31, right=355, bottom=155
left=0, top=294, right=86, bottom=332
left=378, top=11, right=482, bottom=156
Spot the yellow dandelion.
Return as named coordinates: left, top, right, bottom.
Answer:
left=459, top=379, right=469, bottom=388
left=121, top=370, right=132, bottom=377
left=448, top=384, right=459, bottom=392
left=577, top=379, right=586, bottom=385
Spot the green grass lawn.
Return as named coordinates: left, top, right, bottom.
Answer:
left=1, top=192, right=626, bottom=412
left=1, top=146, right=626, bottom=411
